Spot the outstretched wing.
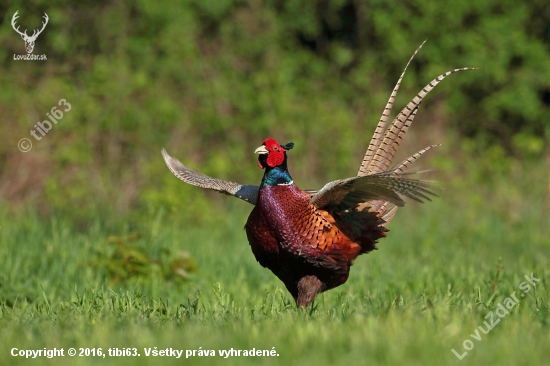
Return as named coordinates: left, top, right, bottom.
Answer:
left=309, top=172, right=435, bottom=212
left=162, top=148, right=259, bottom=204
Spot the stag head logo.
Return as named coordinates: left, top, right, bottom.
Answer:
left=11, top=11, right=49, bottom=54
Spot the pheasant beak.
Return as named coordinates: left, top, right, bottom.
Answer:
left=254, top=145, right=269, bottom=155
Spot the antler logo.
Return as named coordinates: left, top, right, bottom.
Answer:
left=11, top=11, right=49, bottom=54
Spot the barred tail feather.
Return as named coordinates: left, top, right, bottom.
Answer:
left=367, top=106, right=419, bottom=174
left=391, top=144, right=441, bottom=177
left=367, top=67, right=474, bottom=175
left=380, top=204, right=398, bottom=227
left=357, top=40, right=427, bottom=177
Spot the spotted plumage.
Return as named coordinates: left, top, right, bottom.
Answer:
left=162, top=42, right=475, bottom=307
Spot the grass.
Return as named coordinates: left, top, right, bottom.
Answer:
left=0, top=164, right=549, bottom=366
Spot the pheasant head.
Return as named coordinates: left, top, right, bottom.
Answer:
left=255, top=138, right=295, bottom=186
left=254, top=138, right=294, bottom=169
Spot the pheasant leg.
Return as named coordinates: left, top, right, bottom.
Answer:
left=296, top=275, right=326, bottom=307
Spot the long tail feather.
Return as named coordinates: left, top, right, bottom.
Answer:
left=391, top=144, right=440, bottom=177
left=380, top=205, right=398, bottom=226
left=357, top=40, right=427, bottom=177
left=367, top=67, right=474, bottom=175
left=368, top=106, right=419, bottom=174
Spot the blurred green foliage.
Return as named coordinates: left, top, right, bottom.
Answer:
left=0, top=0, right=548, bottom=223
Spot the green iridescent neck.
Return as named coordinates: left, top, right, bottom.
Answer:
left=261, top=165, right=294, bottom=187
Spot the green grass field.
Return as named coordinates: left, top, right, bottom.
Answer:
left=0, top=158, right=548, bottom=366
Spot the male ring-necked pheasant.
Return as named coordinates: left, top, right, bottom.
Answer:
left=162, top=42, right=473, bottom=307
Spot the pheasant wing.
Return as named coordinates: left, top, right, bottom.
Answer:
left=162, top=148, right=259, bottom=204
left=309, top=173, right=435, bottom=211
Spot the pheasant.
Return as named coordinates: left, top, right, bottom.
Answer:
left=162, top=42, right=473, bottom=307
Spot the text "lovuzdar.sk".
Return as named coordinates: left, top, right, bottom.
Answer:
left=452, top=273, right=540, bottom=360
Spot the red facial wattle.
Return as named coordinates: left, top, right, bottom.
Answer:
left=266, top=150, right=285, bottom=167
left=255, top=138, right=292, bottom=169
left=264, top=138, right=286, bottom=168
